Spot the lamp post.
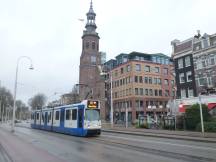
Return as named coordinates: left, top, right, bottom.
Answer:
left=12, top=56, right=34, bottom=133
left=110, top=73, right=113, bottom=128
left=198, top=94, right=205, bottom=136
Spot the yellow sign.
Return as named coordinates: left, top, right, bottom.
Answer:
left=87, top=101, right=99, bottom=109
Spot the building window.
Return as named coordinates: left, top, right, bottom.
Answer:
left=121, top=67, right=124, bottom=74
left=179, top=73, right=185, bottom=83
left=145, top=65, right=150, bottom=72
left=123, top=57, right=127, bottom=63
left=85, top=42, right=89, bottom=49
left=209, top=56, right=215, bottom=66
left=114, top=92, right=117, bottom=98
left=171, top=90, right=175, bottom=97
left=115, top=70, right=118, bottom=77
left=149, top=89, right=153, bottom=96
left=208, top=77, right=213, bottom=86
left=196, top=46, right=200, bottom=51
left=165, top=90, right=169, bottom=97
left=188, top=88, right=194, bottom=97
left=178, top=58, right=183, bottom=69
left=117, top=80, right=119, bottom=87
left=186, top=71, right=192, bottom=82
left=135, top=88, right=139, bottom=95
left=134, top=76, right=138, bottom=83
left=145, top=89, right=149, bottom=96
left=91, top=56, right=96, bottom=64
left=153, top=78, right=157, bottom=84
left=163, top=68, right=168, bottom=75
left=135, top=64, right=141, bottom=71
left=126, top=65, right=131, bottom=72
left=202, top=60, right=206, bottom=68
left=139, top=76, right=143, bottom=83
left=149, top=77, right=152, bottom=84
left=181, top=89, right=186, bottom=98
left=159, top=90, right=162, bottom=96
left=145, top=77, right=148, bottom=84
left=185, top=56, right=191, bottom=67
left=140, top=88, right=144, bottom=95
left=199, top=78, right=207, bottom=86
left=92, top=42, right=95, bottom=49
left=165, top=59, right=169, bottom=65
left=155, top=89, right=158, bottom=96
left=120, top=79, right=122, bottom=86
left=164, top=79, right=169, bottom=85
left=155, top=67, right=160, bottom=73
left=157, top=78, right=161, bottom=85
left=171, top=80, right=174, bottom=85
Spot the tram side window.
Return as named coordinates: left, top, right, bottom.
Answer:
left=72, top=109, right=77, bottom=120
left=55, top=111, right=60, bottom=120
left=37, top=113, right=39, bottom=120
left=42, top=113, right=44, bottom=122
left=48, top=112, right=51, bottom=122
left=66, top=110, right=70, bottom=120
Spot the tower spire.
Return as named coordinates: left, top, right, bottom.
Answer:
left=90, top=0, right=93, bottom=9
left=83, top=0, right=97, bottom=35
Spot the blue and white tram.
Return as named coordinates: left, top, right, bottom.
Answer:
left=31, top=100, right=101, bottom=136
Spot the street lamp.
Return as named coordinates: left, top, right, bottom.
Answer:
left=12, top=56, right=34, bottom=133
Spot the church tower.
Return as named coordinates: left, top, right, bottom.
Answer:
left=79, top=0, right=102, bottom=102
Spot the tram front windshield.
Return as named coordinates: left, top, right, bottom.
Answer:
left=85, top=109, right=100, bottom=121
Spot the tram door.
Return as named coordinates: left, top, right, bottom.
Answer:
left=78, top=109, right=83, bottom=128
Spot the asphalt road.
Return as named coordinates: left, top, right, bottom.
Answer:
left=2, top=124, right=216, bottom=162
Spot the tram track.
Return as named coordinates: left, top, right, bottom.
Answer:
left=14, top=125, right=216, bottom=162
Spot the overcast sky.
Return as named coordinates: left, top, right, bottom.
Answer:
left=0, top=0, right=216, bottom=104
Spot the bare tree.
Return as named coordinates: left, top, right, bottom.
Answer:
left=16, top=100, right=29, bottom=120
left=28, top=93, right=47, bottom=110
left=0, top=87, right=14, bottom=121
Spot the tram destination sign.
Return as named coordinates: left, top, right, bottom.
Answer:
left=87, top=101, right=99, bottom=109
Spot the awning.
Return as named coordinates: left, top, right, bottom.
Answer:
left=208, top=103, right=216, bottom=110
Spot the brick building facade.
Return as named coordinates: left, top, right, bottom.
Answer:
left=79, top=1, right=106, bottom=120
left=104, top=52, right=175, bottom=123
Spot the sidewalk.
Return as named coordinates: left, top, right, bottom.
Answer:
left=102, top=123, right=216, bottom=143
left=0, top=125, right=67, bottom=162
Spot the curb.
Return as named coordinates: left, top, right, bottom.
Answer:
left=102, top=129, right=216, bottom=143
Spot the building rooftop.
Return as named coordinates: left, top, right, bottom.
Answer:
left=104, top=51, right=171, bottom=70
